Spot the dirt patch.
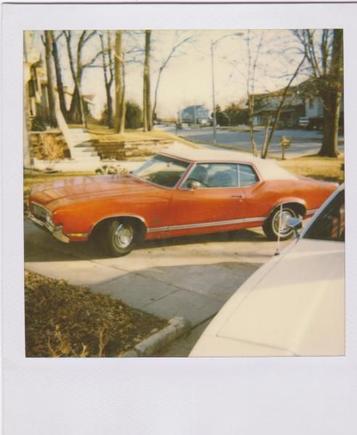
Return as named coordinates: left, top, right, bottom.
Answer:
left=25, top=271, right=167, bottom=357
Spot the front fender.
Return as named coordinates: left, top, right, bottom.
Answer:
left=87, top=213, right=148, bottom=236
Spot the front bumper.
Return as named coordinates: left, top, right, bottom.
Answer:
left=28, top=213, right=70, bottom=243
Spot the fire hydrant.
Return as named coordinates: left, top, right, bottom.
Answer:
left=280, top=136, right=291, bottom=160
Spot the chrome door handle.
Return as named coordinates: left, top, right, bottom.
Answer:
left=231, top=194, right=243, bottom=199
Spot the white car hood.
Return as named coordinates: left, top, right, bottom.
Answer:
left=191, top=239, right=344, bottom=357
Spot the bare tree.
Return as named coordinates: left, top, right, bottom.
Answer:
left=293, top=29, right=343, bottom=157
left=260, top=55, right=306, bottom=158
left=63, top=30, right=101, bottom=126
left=243, top=31, right=307, bottom=158
left=51, top=31, right=67, bottom=118
left=99, top=31, right=114, bottom=128
left=246, top=30, right=264, bottom=156
left=43, top=31, right=57, bottom=127
left=143, top=30, right=152, bottom=132
left=152, top=31, right=194, bottom=123
left=114, top=30, right=125, bottom=133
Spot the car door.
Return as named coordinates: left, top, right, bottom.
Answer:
left=168, top=162, right=247, bottom=234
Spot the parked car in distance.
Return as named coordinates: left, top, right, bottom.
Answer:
left=190, top=185, right=345, bottom=357
left=28, top=145, right=337, bottom=257
left=298, top=116, right=309, bottom=128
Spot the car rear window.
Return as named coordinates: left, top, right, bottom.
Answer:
left=238, top=164, right=259, bottom=187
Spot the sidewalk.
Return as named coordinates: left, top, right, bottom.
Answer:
left=25, top=220, right=284, bottom=328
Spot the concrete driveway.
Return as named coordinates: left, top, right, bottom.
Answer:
left=24, top=219, right=290, bottom=327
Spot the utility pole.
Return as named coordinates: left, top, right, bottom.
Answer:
left=210, top=33, right=243, bottom=146
left=210, top=41, right=217, bottom=144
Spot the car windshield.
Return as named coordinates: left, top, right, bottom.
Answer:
left=304, top=189, right=345, bottom=242
left=132, top=155, right=190, bottom=188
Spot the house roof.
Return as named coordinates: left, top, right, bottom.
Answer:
left=252, top=78, right=319, bottom=100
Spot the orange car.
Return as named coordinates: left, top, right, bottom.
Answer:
left=28, top=146, right=338, bottom=256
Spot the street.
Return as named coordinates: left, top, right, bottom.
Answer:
left=24, top=219, right=291, bottom=355
left=160, top=125, right=344, bottom=158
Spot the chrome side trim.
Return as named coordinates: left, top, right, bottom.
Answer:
left=306, top=208, right=318, bottom=215
left=147, top=216, right=265, bottom=233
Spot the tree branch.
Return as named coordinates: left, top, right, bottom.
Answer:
left=261, top=54, right=306, bottom=158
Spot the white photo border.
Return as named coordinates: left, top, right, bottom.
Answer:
left=2, top=3, right=357, bottom=434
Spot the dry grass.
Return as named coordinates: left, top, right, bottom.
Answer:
left=25, top=270, right=167, bottom=357
left=279, top=154, right=344, bottom=183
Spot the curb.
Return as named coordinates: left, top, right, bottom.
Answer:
left=121, top=316, right=191, bottom=357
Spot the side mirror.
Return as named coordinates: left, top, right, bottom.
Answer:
left=287, top=216, right=303, bottom=237
left=186, top=180, right=201, bottom=190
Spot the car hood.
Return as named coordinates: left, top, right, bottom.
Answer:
left=190, top=238, right=344, bottom=357
left=30, top=175, right=158, bottom=206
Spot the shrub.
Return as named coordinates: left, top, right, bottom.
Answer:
left=125, top=101, right=143, bottom=129
left=31, top=116, right=47, bottom=131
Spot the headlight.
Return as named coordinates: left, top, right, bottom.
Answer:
left=46, top=211, right=54, bottom=227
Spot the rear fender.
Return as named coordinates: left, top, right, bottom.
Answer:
left=269, top=197, right=307, bottom=217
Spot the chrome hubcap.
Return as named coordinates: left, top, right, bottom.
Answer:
left=113, top=223, right=134, bottom=249
left=272, top=209, right=294, bottom=236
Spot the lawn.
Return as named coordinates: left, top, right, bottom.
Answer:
left=279, top=154, right=344, bottom=183
left=25, top=271, right=167, bottom=357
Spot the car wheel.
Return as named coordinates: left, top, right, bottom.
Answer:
left=263, top=206, right=297, bottom=241
left=105, top=220, right=136, bottom=257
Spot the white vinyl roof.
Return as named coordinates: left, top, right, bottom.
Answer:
left=161, top=143, right=298, bottom=181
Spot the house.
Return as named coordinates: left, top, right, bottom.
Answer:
left=250, top=78, right=342, bottom=129
left=24, top=31, right=50, bottom=126
left=180, top=105, right=211, bottom=125
left=251, top=86, right=305, bottom=128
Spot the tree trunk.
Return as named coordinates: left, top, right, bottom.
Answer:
left=261, top=117, right=272, bottom=158
left=44, top=31, right=57, bottom=127
left=152, top=67, right=163, bottom=124
left=319, top=29, right=343, bottom=157
left=119, top=61, right=126, bottom=133
left=143, top=30, right=152, bottom=132
left=51, top=32, right=67, bottom=119
left=114, top=31, right=124, bottom=133
left=247, top=94, right=257, bottom=156
left=105, top=83, right=113, bottom=128
left=64, top=31, right=85, bottom=126
left=100, top=32, right=114, bottom=128
left=319, top=91, right=341, bottom=157
left=68, top=82, right=85, bottom=125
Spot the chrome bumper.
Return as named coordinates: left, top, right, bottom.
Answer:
left=28, top=213, right=70, bottom=243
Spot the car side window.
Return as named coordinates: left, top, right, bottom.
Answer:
left=304, top=190, right=345, bottom=242
left=184, top=163, right=238, bottom=188
left=238, top=164, right=259, bottom=187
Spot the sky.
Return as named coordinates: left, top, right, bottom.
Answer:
left=26, top=29, right=308, bottom=119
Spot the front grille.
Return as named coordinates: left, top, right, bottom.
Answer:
left=30, top=203, right=49, bottom=223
